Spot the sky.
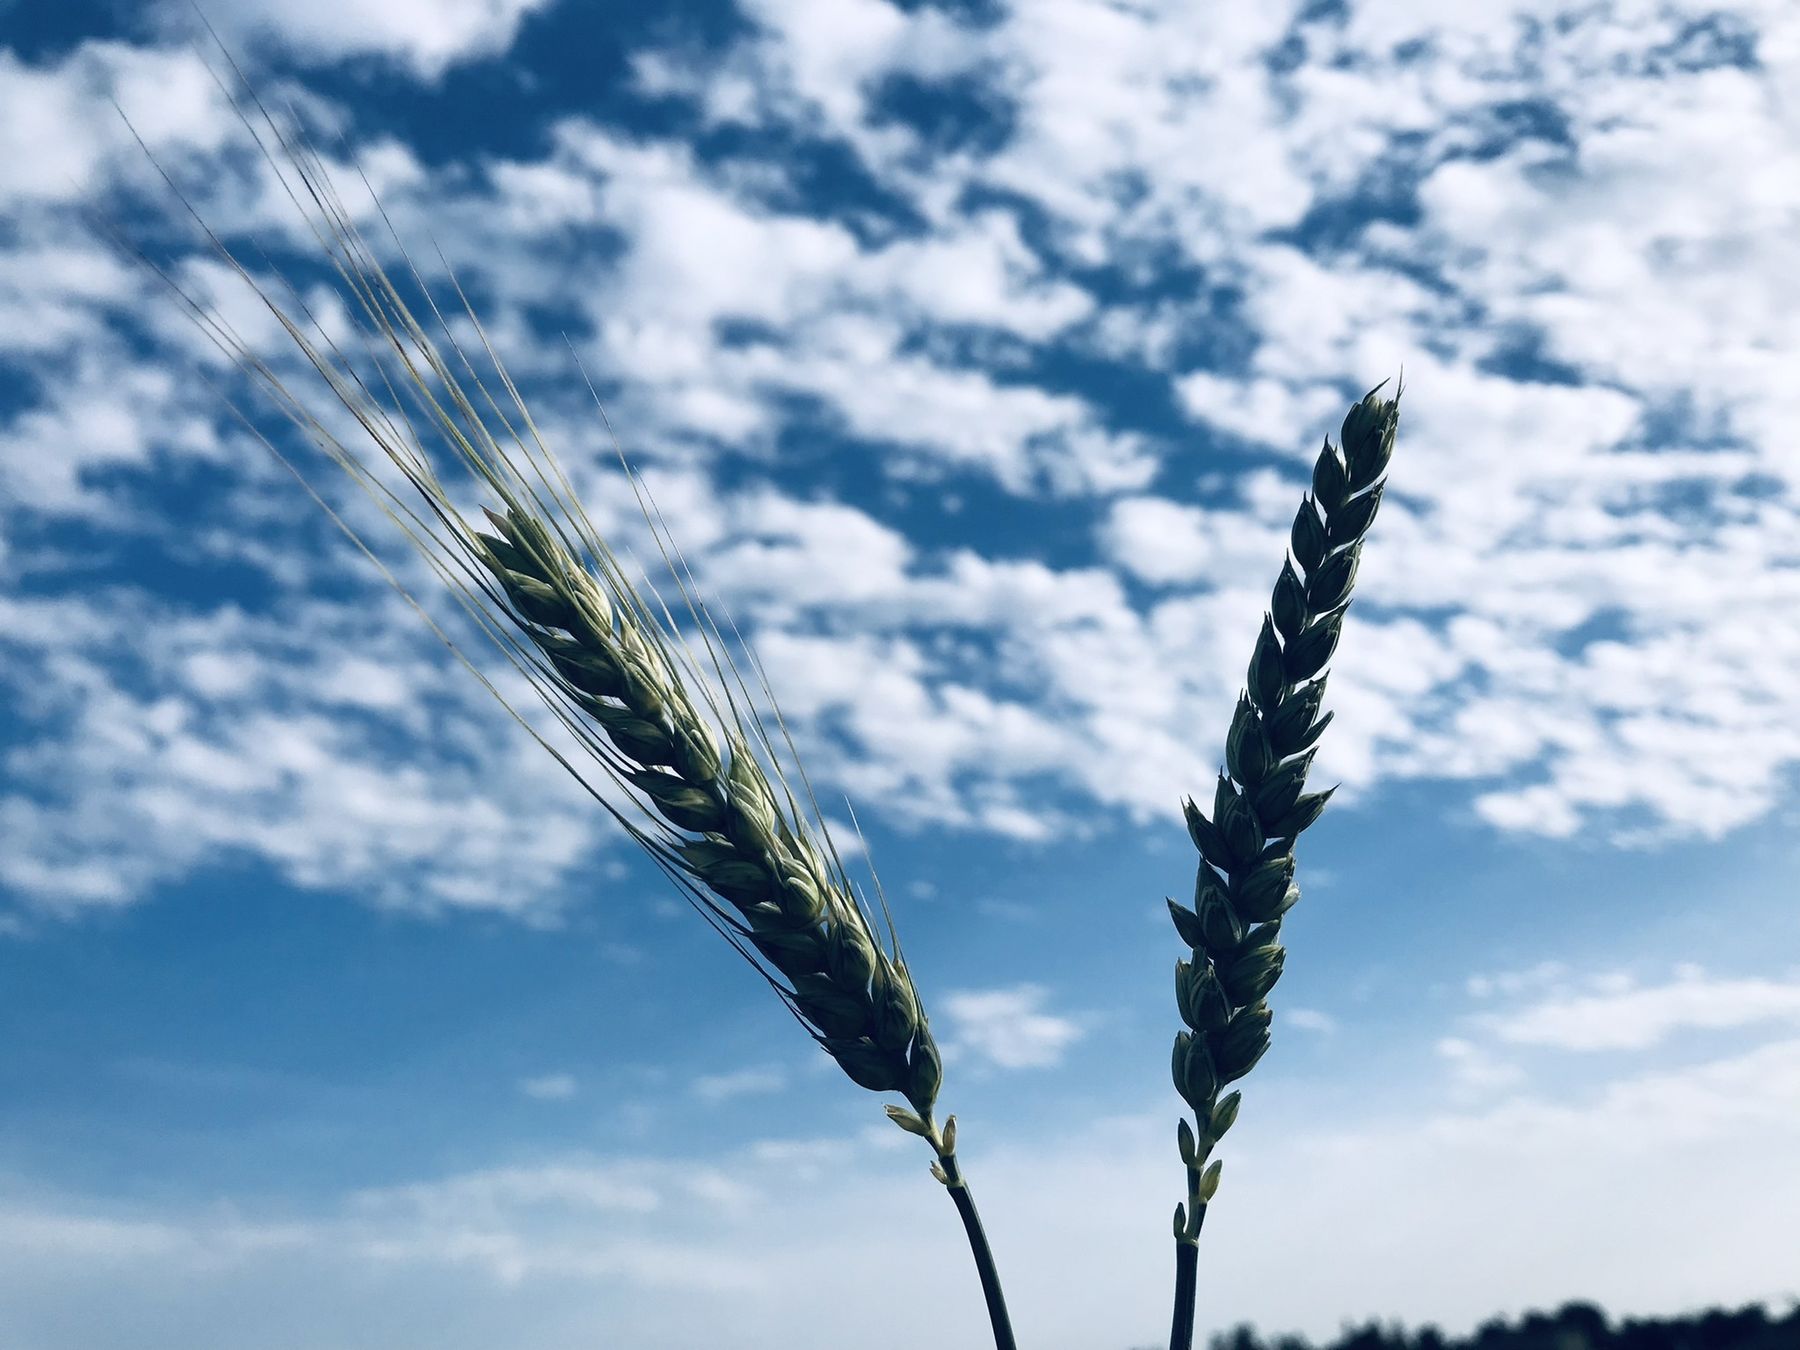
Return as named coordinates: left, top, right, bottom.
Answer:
left=2, top=1, right=1799, bottom=1348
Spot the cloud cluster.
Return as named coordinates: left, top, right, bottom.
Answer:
left=0, top=585, right=606, bottom=918
left=6, top=0, right=1800, bottom=930
left=1477, top=965, right=1800, bottom=1053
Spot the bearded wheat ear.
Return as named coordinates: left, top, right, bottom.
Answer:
left=118, top=48, right=1015, bottom=1350
left=1164, top=381, right=1401, bottom=1350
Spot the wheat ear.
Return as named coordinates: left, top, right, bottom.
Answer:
left=481, top=509, right=1011, bottom=1348
left=113, top=47, right=1016, bottom=1350
left=1164, top=381, right=1401, bottom=1350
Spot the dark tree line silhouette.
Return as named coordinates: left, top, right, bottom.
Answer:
left=1168, top=1300, right=1800, bottom=1350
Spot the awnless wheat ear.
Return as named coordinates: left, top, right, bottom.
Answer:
left=1164, top=382, right=1401, bottom=1350
left=118, top=40, right=1015, bottom=1350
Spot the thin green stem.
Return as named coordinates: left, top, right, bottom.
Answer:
left=1170, top=1169, right=1207, bottom=1350
left=936, top=1150, right=1017, bottom=1350
left=1170, top=1237, right=1199, bottom=1350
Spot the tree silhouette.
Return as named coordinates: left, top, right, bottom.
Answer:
left=1199, top=1299, right=1799, bottom=1350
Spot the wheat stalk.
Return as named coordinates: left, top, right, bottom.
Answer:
left=1164, top=382, right=1401, bottom=1350
left=114, top=45, right=1016, bottom=1350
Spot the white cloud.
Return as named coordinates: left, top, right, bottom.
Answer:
left=1436, top=1035, right=1528, bottom=1097
left=587, top=150, right=860, bottom=327
left=0, top=44, right=236, bottom=206
left=1099, top=496, right=1214, bottom=585
left=972, top=3, right=1314, bottom=245
left=706, top=490, right=915, bottom=609
left=864, top=210, right=1095, bottom=340
left=0, top=348, right=230, bottom=518
left=0, top=229, right=138, bottom=358
left=734, top=627, right=1085, bottom=838
left=1285, top=1008, right=1337, bottom=1035
left=0, top=587, right=609, bottom=918
left=734, top=0, right=926, bottom=125
left=501, top=124, right=1145, bottom=494
left=357, top=1163, right=665, bottom=1223
left=691, top=1067, right=789, bottom=1104
left=941, top=985, right=1084, bottom=1070
left=1466, top=961, right=1572, bottom=1000
left=518, top=1074, right=578, bottom=1102
left=168, top=0, right=556, bottom=80
left=1173, top=371, right=1347, bottom=453
left=1482, top=968, right=1800, bottom=1053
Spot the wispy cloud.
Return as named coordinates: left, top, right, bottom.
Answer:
left=160, top=0, right=558, bottom=80
left=1479, top=967, right=1800, bottom=1053
left=941, top=984, right=1084, bottom=1071
left=1436, top=1035, right=1528, bottom=1098
left=518, top=1073, right=578, bottom=1102
left=691, top=1066, right=788, bottom=1104
left=1285, top=1008, right=1338, bottom=1036
left=1466, top=962, right=1573, bottom=1001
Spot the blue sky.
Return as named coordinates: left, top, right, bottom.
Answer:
left=2, top=1, right=1799, bottom=1347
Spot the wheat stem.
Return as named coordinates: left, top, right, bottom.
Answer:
left=935, top=1146, right=1018, bottom=1350
left=1169, top=1194, right=1206, bottom=1350
left=1164, top=379, right=1402, bottom=1350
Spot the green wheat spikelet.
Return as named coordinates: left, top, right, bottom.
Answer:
left=1168, top=380, right=1400, bottom=1245
left=471, top=503, right=942, bottom=1114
